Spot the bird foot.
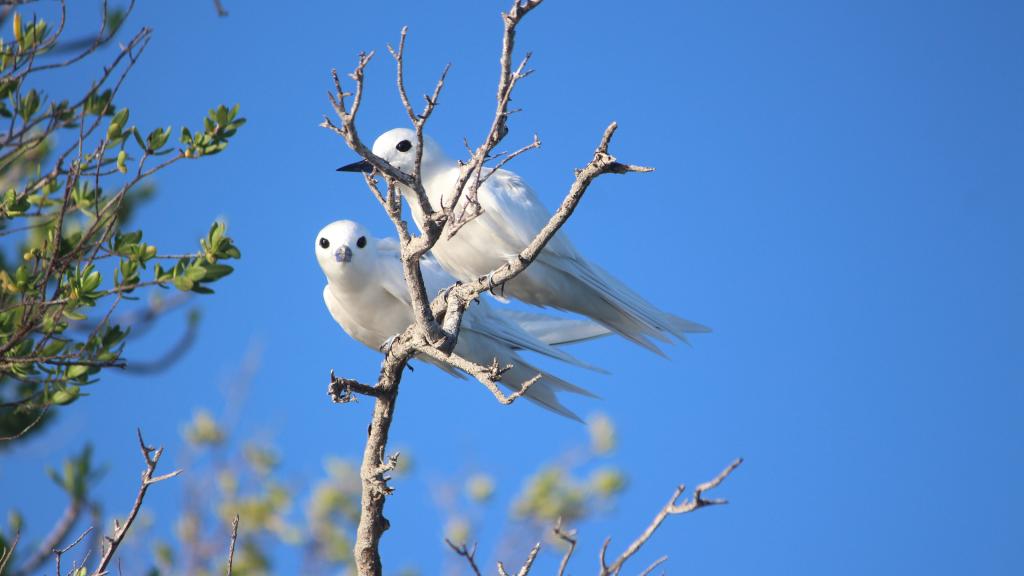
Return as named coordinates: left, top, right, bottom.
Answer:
left=486, top=270, right=506, bottom=298
left=379, top=333, right=400, bottom=355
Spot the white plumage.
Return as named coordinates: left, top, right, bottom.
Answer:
left=348, top=128, right=709, bottom=354
left=314, top=220, right=608, bottom=420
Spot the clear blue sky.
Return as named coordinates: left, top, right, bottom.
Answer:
left=3, top=1, right=1022, bottom=574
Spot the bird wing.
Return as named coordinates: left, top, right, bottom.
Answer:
left=498, top=310, right=613, bottom=346
left=376, top=243, right=456, bottom=305
left=374, top=239, right=604, bottom=374
left=461, top=304, right=606, bottom=376
left=477, top=168, right=579, bottom=259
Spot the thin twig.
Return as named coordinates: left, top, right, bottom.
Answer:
left=0, top=531, right=19, bottom=575
left=638, top=556, right=668, bottom=576
left=90, top=430, right=181, bottom=576
left=553, top=518, right=577, bottom=576
left=600, top=459, right=743, bottom=575
left=415, top=345, right=542, bottom=405
left=0, top=405, right=48, bottom=442
left=444, top=539, right=482, bottom=576
left=497, top=542, right=540, bottom=576
left=225, top=514, right=238, bottom=575
left=53, top=526, right=93, bottom=576
left=12, top=498, right=83, bottom=576
left=328, top=370, right=381, bottom=403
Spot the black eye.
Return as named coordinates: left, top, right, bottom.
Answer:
left=319, top=237, right=330, bottom=249
left=395, top=140, right=412, bottom=152
left=356, top=236, right=367, bottom=249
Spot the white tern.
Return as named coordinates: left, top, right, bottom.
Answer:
left=339, top=128, right=709, bottom=354
left=314, top=219, right=610, bottom=420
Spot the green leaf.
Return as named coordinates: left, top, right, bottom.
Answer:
left=41, top=339, right=66, bottom=356
left=172, top=276, right=194, bottom=292
left=66, top=364, right=89, bottom=379
left=185, top=265, right=207, bottom=282
left=147, top=126, right=171, bottom=151
left=110, top=108, right=129, bottom=128
left=19, top=89, right=39, bottom=121
left=202, top=263, right=233, bottom=281
left=82, top=270, right=102, bottom=292
left=0, top=78, right=18, bottom=99
left=131, top=126, right=146, bottom=150
left=52, top=385, right=81, bottom=405
left=62, top=309, right=87, bottom=321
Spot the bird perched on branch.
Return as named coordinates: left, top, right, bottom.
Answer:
left=339, top=128, right=709, bottom=355
left=314, top=219, right=609, bottom=420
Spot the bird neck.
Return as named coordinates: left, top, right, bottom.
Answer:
left=325, top=268, right=366, bottom=296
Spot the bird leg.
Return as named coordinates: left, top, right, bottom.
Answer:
left=436, top=281, right=461, bottom=305
left=486, top=269, right=507, bottom=298
left=379, top=333, right=401, bottom=355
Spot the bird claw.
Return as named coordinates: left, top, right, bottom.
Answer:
left=486, top=270, right=506, bottom=298
left=436, top=281, right=461, bottom=304
left=378, top=334, right=416, bottom=372
left=379, top=333, right=400, bottom=355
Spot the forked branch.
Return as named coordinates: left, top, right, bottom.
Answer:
left=600, top=458, right=744, bottom=575
left=90, top=430, right=181, bottom=576
left=320, top=4, right=672, bottom=576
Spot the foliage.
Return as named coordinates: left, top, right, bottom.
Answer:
left=0, top=2, right=244, bottom=445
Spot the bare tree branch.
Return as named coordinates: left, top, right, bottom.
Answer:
left=638, top=555, right=668, bottom=576
left=11, top=498, right=83, bottom=576
left=444, top=539, right=482, bottom=576
left=0, top=531, right=19, bottom=575
left=600, top=459, right=743, bottom=575
left=553, top=518, right=577, bottom=576
left=497, top=542, right=540, bottom=576
left=53, top=526, right=92, bottom=576
left=319, top=4, right=703, bottom=576
left=414, top=345, right=541, bottom=405
left=328, top=370, right=381, bottom=403
left=90, top=430, right=181, bottom=576
left=225, top=514, right=238, bottom=576
left=0, top=405, right=48, bottom=442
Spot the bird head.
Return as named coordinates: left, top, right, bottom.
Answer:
left=314, top=220, right=375, bottom=286
left=337, top=128, right=446, bottom=176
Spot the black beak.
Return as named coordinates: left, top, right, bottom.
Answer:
left=337, top=160, right=373, bottom=173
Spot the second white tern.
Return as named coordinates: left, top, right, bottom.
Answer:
left=339, top=128, right=709, bottom=355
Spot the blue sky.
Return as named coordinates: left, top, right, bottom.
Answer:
left=2, top=0, right=1022, bottom=574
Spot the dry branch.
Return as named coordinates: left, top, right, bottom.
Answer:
left=497, top=542, right=540, bottom=576
left=445, top=540, right=482, bottom=576
left=90, top=430, right=180, bottom=576
left=52, top=526, right=92, bottom=576
left=225, top=514, right=239, bottom=576
left=0, top=531, right=19, bottom=575
left=553, top=518, right=577, bottom=576
left=317, top=2, right=716, bottom=576
left=600, top=458, right=744, bottom=575
left=11, top=498, right=83, bottom=576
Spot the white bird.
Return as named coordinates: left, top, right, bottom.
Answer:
left=314, top=219, right=609, bottom=420
left=339, top=128, right=709, bottom=354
